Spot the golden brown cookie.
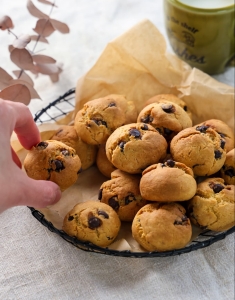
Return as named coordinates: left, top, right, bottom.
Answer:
left=132, top=202, right=192, bottom=252
left=50, top=125, right=97, bottom=170
left=24, top=140, right=81, bottom=191
left=106, top=123, right=167, bottom=174
left=98, top=169, right=147, bottom=222
left=188, top=178, right=235, bottom=231
left=96, top=144, right=116, bottom=178
left=220, top=149, right=235, bottom=185
left=74, top=94, right=137, bottom=145
left=137, top=100, right=192, bottom=142
left=170, top=126, right=226, bottom=176
left=144, top=94, right=192, bottom=119
left=62, top=201, right=121, bottom=247
left=140, top=160, right=197, bottom=201
left=195, top=119, right=234, bottom=152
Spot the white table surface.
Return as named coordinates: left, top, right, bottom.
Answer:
left=0, top=1, right=234, bottom=299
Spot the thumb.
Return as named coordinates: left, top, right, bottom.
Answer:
left=20, top=178, right=62, bottom=208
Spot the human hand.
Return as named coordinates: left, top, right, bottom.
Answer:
left=0, top=99, right=61, bottom=213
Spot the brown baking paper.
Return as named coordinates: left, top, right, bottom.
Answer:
left=12, top=19, right=234, bottom=252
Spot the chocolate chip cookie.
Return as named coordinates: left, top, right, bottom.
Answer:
left=96, top=144, right=116, bottom=178
left=188, top=178, right=235, bottom=231
left=50, top=125, right=97, bottom=170
left=63, top=201, right=121, bottom=247
left=144, top=94, right=192, bottom=119
left=137, top=100, right=192, bottom=142
left=98, top=169, right=147, bottom=221
left=132, top=202, right=192, bottom=252
left=170, top=126, right=226, bottom=176
left=74, top=94, right=137, bottom=145
left=220, top=148, right=235, bottom=185
left=24, top=140, right=81, bottom=191
left=195, top=119, right=234, bottom=152
left=140, top=160, right=197, bottom=201
left=106, top=123, right=167, bottom=174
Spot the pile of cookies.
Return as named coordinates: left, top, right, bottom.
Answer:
left=23, top=94, right=235, bottom=252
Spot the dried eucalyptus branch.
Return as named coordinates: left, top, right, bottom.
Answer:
left=0, top=0, right=69, bottom=105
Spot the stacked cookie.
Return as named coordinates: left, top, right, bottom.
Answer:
left=23, top=93, right=235, bottom=251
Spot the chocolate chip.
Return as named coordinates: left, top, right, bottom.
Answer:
left=182, top=215, right=188, bottom=222
left=108, top=102, right=116, bottom=107
left=91, top=118, right=107, bottom=127
left=163, top=128, right=173, bottom=135
left=119, top=141, right=126, bottom=152
left=68, top=215, right=74, bottom=221
left=218, top=132, right=225, bottom=138
left=174, top=220, right=182, bottom=225
left=220, top=139, right=226, bottom=149
left=161, top=104, right=175, bottom=113
left=210, top=183, right=224, bottom=193
left=61, top=149, right=69, bottom=156
left=166, top=159, right=175, bottom=167
left=141, top=124, right=148, bottom=130
left=141, top=115, right=153, bottom=123
left=98, top=189, right=103, bottom=200
left=183, top=105, right=188, bottom=111
left=214, top=150, right=222, bottom=159
left=196, top=125, right=209, bottom=133
left=125, top=193, right=135, bottom=205
left=88, top=216, right=102, bottom=229
left=36, top=141, right=48, bottom=149
left=161, top=163, right=166, bottom=168
left=98, top=210, right=109, bottom=219
left=174, top=215, right=188, bottom=225
left=129, top=129, right=141, bottom=138
left=225, top=168, right=235, bottom=177
left=52, top=160, right=65, bottom=172
left=108, top=196, right=119, bottom=210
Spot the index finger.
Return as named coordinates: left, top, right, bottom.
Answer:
left=0, top=99, right=40, bottom=149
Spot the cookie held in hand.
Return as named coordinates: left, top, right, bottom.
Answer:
left=63, top=201, right=121, bottom=247
left=24, top=140, right=81, bottom=191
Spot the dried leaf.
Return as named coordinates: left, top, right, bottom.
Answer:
left=49, top=65, right=62, bottom=82
left=33, top=18, right=55, bottom=37
left=37, top=0, right=58, bottom=7
left=0, top=67, right=13, bottom=89
left=0, top=16, right=14, bottom=30
left=27, top=0, right=48, bottom=19
left=10, top=48, right=34, bottom=70
left=30, top=34, right=49, bottom=43
left=32, top=54, right=56, bottom=64
left=0, top=84, right=31, bottom=105
left=8, top=79, right=41, bottom=99
left=13, top=34, right=31, bottom=49
left=34, top=63, right=59, bottom=74
left=50, top=19, right=70, bottom=34
left=13, top=70, right=34, bottom=86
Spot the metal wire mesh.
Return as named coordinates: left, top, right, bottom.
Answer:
left=29, top=88, right=235, bottom=257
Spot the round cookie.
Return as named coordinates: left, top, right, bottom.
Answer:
left=106, top=123, right=168, bottom=174
left=195, top=119, right=234, bottom=152
left=188, top=178, right=235, bottom=231
left=140, top=160, right=197, bottom=202
left=144, top=94, right=192, bottom=119
left=50, top=125, right=97, bottom=170
left=98, top=169, right=147, bottom=222
left=220, top=148, right=235, bottom=185
left=170, top=125, right=226, bottom=176
left=62, top=201, right=121, bottom=247
left=24, top=140, right=81, bottom=191
left=74, top=94, right=137, bottom=145
left=132, top=202, right=192, bottom=252
left=96, top=144, right=116, bottom=178
left=137, top=100, right=192, bottom=142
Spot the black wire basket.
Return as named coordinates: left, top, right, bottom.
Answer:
left=29, top=88, right=235, bottom=258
